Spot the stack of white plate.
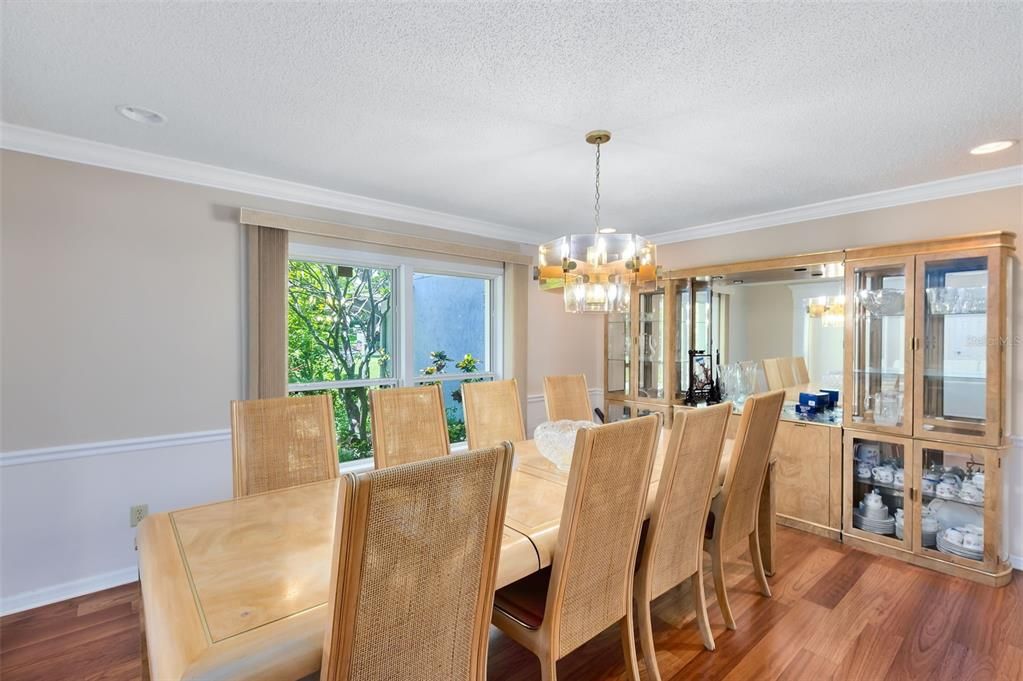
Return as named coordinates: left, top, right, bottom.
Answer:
left=936, top=534, right=982, bottom=561
left=853, top=506, right=895, bottom=536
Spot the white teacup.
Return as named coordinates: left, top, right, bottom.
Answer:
left=972, top=472, right=985, bottom=491
left=922, top=478, right=937, bottom=495
left=963, top=533, right=983, bottom=551
left=872, top=465, right=895, bottom=484
left=856, top=462, right=873, bottom=479
left=895, top=508, right=905, bottom=520
left=965, top=524, right=984, bottom=536
left=944, top=528, right=965, bottom=545
left=856, top=443, right=881, bottom=465
left=894, top=468, right=905, bottom=488
left=936, top=480, right=959, bottom=499
left=959, top=482, right=983, bottom=504
left=921, top=516, right=939, bottom=534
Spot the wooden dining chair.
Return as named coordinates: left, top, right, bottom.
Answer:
left=543, top=374, right=593, bottom=422
left=634, top=403, right=731, bottom=678
left=777, top=357, right=799, bottom=387
left=230, top=395, right=338, bottom=497
left=703, top=390, right=785, bottom=630
left=320, top=445, right=514, bottom=681
left=491, top=414, right=662, bottom=681
left=792, top=356, right=810, bottom=384
left=463, top=379, right=525, bottom=449
left=761, top=358, right=787, bottom=391
left=369, top=384, right=450, bottom=469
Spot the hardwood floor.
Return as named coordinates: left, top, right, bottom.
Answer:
left=1, top=528, right=1020, bottom=681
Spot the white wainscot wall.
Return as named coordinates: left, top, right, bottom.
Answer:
left=0, top=434, right=233, bottom=615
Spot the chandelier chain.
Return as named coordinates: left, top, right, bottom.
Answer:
left=593, top=142, right=601, bottom=231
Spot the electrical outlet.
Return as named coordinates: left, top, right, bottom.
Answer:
left=130, top=504, right=149, bottom=528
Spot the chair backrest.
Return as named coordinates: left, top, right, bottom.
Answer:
left=640, top=403, right=731, bottom=600
left=463, top=379, right=525, bottom=449
left=719, top=390, right=785, bottom=547
left=545, top=414, right=661, bottom=658
left=229, top=395, right=338, bottom=497
left=543, top=374, right=592, bottom=422
left=792, top=356, right=810, bottom=384
left=370, top=384, right=450, bottom=469
left=777, top=357, right=799, bottom=387
left=321, top=445, right=514, bottom=681
left=761, top=358, right=787, bottom=391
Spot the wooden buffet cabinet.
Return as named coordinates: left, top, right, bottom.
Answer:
left=604, top=231, right=1016, bottom=585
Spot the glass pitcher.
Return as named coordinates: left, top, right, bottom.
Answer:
left=868, top=390, right=903, bottom=427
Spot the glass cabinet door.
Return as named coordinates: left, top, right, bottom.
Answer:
left=845, top=257, right=914, bottom=435
left=914, top=441, right=998, bottom=569
left=844, top=431, right=913, bottom=551
left=606, top=309, right=630, bottom=399
left=636, top=288, right=665, bottom=400
left=674, top=280, right=690, bottom=399
left=914, top=250, right=1002, bottom=445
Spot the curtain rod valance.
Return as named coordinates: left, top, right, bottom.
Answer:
left=239, top=208, right=533, bottom=266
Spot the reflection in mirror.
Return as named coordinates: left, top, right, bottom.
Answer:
left=713, top=263, right=845, bottom=408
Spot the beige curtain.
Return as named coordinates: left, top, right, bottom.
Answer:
left=503, top=262, right=529, bottom=412
left=246, top=225, right=289, bottom=399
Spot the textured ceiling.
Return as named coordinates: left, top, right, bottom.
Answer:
left=2, top=1, right=1021, bottom=242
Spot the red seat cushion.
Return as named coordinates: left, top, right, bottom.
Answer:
left=493, top=567, right=551, bottom=630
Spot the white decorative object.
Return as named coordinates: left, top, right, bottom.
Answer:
left=533, top=420, right=597, bottom=471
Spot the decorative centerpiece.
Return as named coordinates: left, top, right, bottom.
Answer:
left=533, top=420, right=597, bottom=471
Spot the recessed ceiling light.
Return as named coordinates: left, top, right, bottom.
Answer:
left=598, top=227, right=617, bottom=234
left=731, top=279, right=744, bottom=284
left=969, top=140, right=1015, bottom=155
left=116, top=105, right=166, bottom=126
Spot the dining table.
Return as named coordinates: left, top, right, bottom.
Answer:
left=137, top=428, right=775, bottom=681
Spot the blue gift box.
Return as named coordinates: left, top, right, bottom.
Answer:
left=823, top=389, right=840, bottom=409
left=799, top=391, right=831, bottom=409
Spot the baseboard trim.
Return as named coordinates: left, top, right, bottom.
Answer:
left=0, top=566, right=138, bottom=617
left=0, top=430, right=231, bottom=468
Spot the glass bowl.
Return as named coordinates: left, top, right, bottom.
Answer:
left=533, top=420, right=596, bottom=471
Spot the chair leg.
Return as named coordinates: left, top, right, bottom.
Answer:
left=539, top=652, right=558, bottom=681
left=710, top=539, right=736, bottom=630
left=691, top=569, right=715, bottom=651
left=619, top=611, right=642, bottom=681
left=749, top=530, right=772, bottom=598
left=635, top=598, right=661, bottom=681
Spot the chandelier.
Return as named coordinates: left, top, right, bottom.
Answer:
left=535, top=130, right=656, bottom=313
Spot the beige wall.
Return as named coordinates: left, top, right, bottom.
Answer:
left=0, top=150, right=530, bottom=450
left=526, top=282, right=605, bottom=396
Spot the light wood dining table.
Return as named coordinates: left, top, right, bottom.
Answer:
left=137, top=428, right=775, bottom=681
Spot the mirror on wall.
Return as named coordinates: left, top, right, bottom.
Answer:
left=710, top=262, right=845, bottom=403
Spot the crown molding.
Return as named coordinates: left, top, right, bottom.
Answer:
left=649, top=165, right=1023, bottom=244
left=0, top=122, right=547, bottom=246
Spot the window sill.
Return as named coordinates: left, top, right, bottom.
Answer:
left=337, top=441, right=470, bottom=475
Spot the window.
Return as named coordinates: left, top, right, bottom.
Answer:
left=287, top=248, right=501, bottom=464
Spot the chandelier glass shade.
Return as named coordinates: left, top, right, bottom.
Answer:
left=536, top=233, right=657, bottom=313
left=536, top=130, right=657, bottom=313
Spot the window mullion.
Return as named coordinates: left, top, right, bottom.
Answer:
left=399, top=264, right=415, bottom=387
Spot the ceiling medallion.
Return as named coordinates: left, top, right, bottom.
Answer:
left=535, top=130, right=657, bottom=313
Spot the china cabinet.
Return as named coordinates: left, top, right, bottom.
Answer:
left=604, top=283, right=677, bottom=425
left=603, top=231, right=1015, bottom=585
left=842, top=231, right=1014, bottom=585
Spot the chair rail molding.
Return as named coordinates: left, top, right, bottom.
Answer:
left=0, top=430, right=232, bottom=468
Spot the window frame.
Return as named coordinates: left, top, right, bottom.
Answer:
left=287, top=241, right=504, bottom=466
